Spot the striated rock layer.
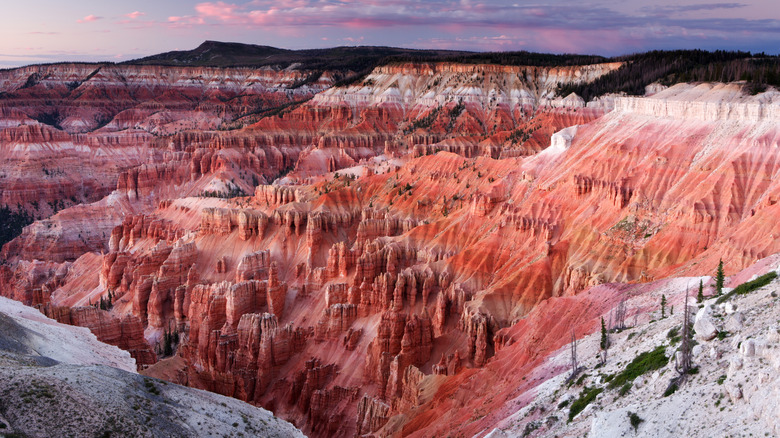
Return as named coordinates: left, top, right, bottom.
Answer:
left=0, top=63, right=329, bottom=218
left=6, top=55, right=780, bottom=438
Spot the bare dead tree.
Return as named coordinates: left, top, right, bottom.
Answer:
left=614, top=297, right=628, bottom=330
left=668, top=287, right=694, bottom=394
left=568, top=329, right=581, bottom=381
left=675, top=289, right=693, bottom=376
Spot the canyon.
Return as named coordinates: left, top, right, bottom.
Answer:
left=2, top=49, right=780, bottom=437
left=0, top=295, right=304, bottom=437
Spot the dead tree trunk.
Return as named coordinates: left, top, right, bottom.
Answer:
left=668, top=288, right=694, bottom=395
left=614, top=297, right=627, bottom=330
left=676, top=290, right=693, bottom=376
left=568, top=329, right=580, bottom=381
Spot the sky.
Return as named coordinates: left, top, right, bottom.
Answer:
left=1, top=0, right=779, bottom=68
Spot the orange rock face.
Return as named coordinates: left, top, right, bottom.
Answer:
left=6, top=56, right=780, bottom=438
left=0, top=64, right=327, bottom=218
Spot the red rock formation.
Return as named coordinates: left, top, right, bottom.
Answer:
left=39, top=304, right=156, bottom=366
left=0, top=63, right=325, bottom=218
left=235, top=250, right=270, bottom=282
left=356, top=395, right=391, bottom=435
left=10, top=56, right=780, bottom=438
left=314, top=304, right=357, bottom=341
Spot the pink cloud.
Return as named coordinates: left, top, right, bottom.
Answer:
left=195, top=2, right=242, bottom=21
left=77, top=15, right=103, bottom=23
left=167, top=15, right=206, bottom=27
left=125, top=11, right=146, bottom=19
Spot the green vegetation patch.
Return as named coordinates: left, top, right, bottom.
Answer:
left=568, top=386, right=603, bottom=422
left=607, top=346, right=667, bottom=390
left=716, top=271, right=778, bottom=304
left=667, top=326, right=681, bottom=345
left=663, top=382, right=678, bottom=397
left=628, top=411, right=644, bottom=432
left=558, top=50, right=780, bottom=101
left=0, top=206, right=34, bottom=249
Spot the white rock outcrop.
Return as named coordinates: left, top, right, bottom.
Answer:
left=694, top=305, right=719, bottom=341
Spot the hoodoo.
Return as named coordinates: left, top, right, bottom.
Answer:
left=2, top=41, right=780, bottom=437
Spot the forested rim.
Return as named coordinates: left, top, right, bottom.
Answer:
left=558, top=50, right=780, bottom=100
left=8, top=42, right=779, bottom=100
left=0, top=206, right=33, bottom=251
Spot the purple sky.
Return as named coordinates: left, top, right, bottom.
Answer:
left=1, top=0, right=779, bottom=68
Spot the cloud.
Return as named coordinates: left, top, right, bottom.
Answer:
left=641, top=3, right=747, bottom=15
left=140, top=0, right=775, bottom=56
left=125, top=11, right=146, bottom=19
left=167, top=15, right=206, bottom=27
left=46, top=0, right=777, bottom=59
left=176, top=1, right=670, bottom=30
left=77, top=15, right=103, bottom=23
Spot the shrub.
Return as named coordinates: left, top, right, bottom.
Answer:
left=521, top=421, right=539, bottom=437
left=667, top=326, right=681, bottom=345
left=607, top=346, right=667, bottom=390
left=568, top=386, right=603, bottom=422
left=143, top=378, right=160, bottom=396
left=628, top=411, right=644, bottom=432
left=618, top=382, right=632, bottom=397
left=663, top=382, right=678, bottom=397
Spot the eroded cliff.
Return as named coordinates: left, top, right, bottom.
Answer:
left=4, top=55, right=780, bottom=437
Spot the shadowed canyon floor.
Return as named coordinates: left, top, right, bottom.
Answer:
left=2, top=53, right=780, bottom=437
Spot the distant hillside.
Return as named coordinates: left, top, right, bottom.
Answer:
left=130, top=42, right=780, bottom=100
left=559, top=50, right=780, bottom=100
left=127, top=40, right=609, bottom=85
left=127, top=41, right=471, bottom=84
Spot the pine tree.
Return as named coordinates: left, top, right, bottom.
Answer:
left=661, top=294, right=667, bottom=319
left=715, top=259, right=725, bottom=295
left=697, top=280, right=704, bottom=303
left=600, top=317, right=609, bottom=365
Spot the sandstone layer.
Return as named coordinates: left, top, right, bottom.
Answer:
left=3, top=55, right=780, bottom=437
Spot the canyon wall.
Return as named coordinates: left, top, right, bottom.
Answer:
left=0, top=63, right=329, bottom=217
left=614, top=83, right=780, bottom=121
left=5, top=56, right=780, bottom=437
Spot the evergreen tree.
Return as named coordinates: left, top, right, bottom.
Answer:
left=715, top=259, right=725, bottom=295
left=599, top=317, right=609, bottom=365
left=661, top=294, right=667, bottom=319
